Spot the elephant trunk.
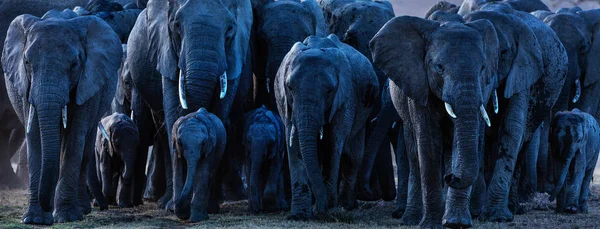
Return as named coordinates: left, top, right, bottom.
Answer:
left=37, top=99, right=63, bottom=212
left=101, top=160, right=114, bottom=202
left=175, top=159, right=197, bottom=220
left=249, top=155, right=264, bottom=213
left=294, top=106, right=328, bottom=211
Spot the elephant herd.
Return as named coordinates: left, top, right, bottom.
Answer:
left=1, top=0, right=600, bottom=228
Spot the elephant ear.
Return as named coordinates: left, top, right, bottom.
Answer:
left=75, top=16, right=123, bottom=105
left=225, top=0, right=253, bottom=81
left=583, top=19, right=600, bottom=87
left=531, top=10, right=553, bottom=21
left=369, top=16, right=439, bottom=106
left=503, top=18, right=543, bottom=98
left=2, top=15, right=40, bottom=101
left=147, top=0, right=178, bottom=81
left=467, top=19, right=499, bottom=89
left=301, top=0, right=328, bottom=37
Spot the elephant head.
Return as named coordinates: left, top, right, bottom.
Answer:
left=146, top=0, right=252, bottom=110
left=253, top=0, right=326, bottom=98
left=2, top=15, right=122, bottom=211
left=370, top=16, right=499, bottom=189
left=95, top=113, right=139, bottom=206
left=172, top=108, right=221, bottom=220
left=549, top=109, right=588, bottom=213
left=425, top=1, right=459, bottom=19
left=458, top=0, right=549, bottom=16
left=536, top=9, right=600, bottom=103
left=242, top=106, right=284, bottom=213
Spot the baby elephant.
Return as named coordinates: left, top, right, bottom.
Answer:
left=242, top=106, right=288, bottom=213
left=172, top=108, right=226, bottom=222
left=95, top=113, right=139, bottom=208
left=549, top=109, right=600, bottom=213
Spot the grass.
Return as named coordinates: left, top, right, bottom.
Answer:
left=2, top=186, right=600, bottom=229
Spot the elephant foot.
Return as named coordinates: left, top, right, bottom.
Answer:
left=480, top=205, right=514, bottom=222
left=189, top=210, right=209, bottom=222
left=118, top=200, right=133, bottom=208
left=157, top=191, right=172, bottom=209
left=399, top=209, right=422, bottom=226
left=391, top=205, right=405, bottom=219
left=420, top=217, right=444, bottom=229
left=442, top=205, right=472, bottom=228
left=356, top=185, right=380, bottom=201
left=53, top=206, right=84, bottom=223
left=22, top=205, right=53, bottom=225
left=339, top=199, right=358, bottom=211
left=277, top=198, right=290, bottom=211
left=287, top=211, right=314, bottom=221
left=166, top=200, right=175, bottom=212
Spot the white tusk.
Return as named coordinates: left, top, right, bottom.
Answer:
left=178, top=70, right=188, bottom=110
left=130, top=110, right=135, bottom=123
left=445, top=102, right=457, bottom=119
left=219, top=72, right=227, bottom=99
left=62, top=105, right=67, bottom=129
left=266, top=78, right=271, bottom=94
left=370, top=117, right=377, bottom=123
left=27, top=104, right=34, bottom=134
left=99, top=123, right=109, bottom=140
left=573, top=79, right=581, bottom=103
left=289, top=125, right=295, bottom=148
left=392, top=121, right=397, bottom=129
left=493, top=90, right=499, bottom=114
left=480, top=105, right=491, bottom=127
left=319, top=127, right=323, bottom=140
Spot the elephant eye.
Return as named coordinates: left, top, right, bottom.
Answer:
left=433, top=64, right=444, bottom=75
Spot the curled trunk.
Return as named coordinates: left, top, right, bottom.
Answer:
left=175, top=160, right=197, bottom=220
left=249, top=157, right=263, bottom=213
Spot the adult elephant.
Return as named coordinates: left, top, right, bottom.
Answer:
left=2, top=14, right=122, bottom=224
left=532, top=8, right=600, bottom=193
left=318, top=0, right=396, bottom=202
left=0, top=0, right=91, bottom=189
left=464, top=3, right=568, bottom=221
left=126, top=0, right=252, bottom=209
left=371, top=15, right=504, bottom=228
left=275, top=35, right=379, bottom=219
left=458, top=0, right=549, bottom=16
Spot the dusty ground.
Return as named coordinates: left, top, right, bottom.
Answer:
left=1, top=186, right=600, bottom=229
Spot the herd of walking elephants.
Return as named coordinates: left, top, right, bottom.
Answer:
left=1, top=0, right=600, bottom=228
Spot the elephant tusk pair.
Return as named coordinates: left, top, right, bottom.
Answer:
left=493, top=90, right=499, bottom=114
left=178, top=70, right=227, bottom=110
left=62, top=105, right=67, bottom=129
left=445, top=102, right=491, bottom=127
left=573, top=79, right=581, bottom=103
left=26, top=105, right=34, bottom=134
left=98, top=122, right=109, bottom=140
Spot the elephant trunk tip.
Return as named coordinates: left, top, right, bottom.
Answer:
left=444, top=173, right=474, bottom=190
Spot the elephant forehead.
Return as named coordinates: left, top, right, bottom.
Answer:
left=429, top=28, right=484, bottom=60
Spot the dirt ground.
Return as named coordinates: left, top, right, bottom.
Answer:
left=1, top=186, right=600, bottom=229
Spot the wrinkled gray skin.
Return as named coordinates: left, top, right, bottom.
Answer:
left=458, top=0, right=549, bottom=16
left=252, top=0, right=326, bottom=111
left=242, top=106, right=287, bottom=213
left=0, top=0, right=91, bottom=190
left=464, top=3, right=568, bottom=222
left=2, top=13, right=121, bottom=224
left=549, top=109, right=600, bottom=214
left=370, top=16, right=500, bottom=228
left=95, top=113, right=139, bottom=209
left=126, top=0, right=252, bottom=209
left=533, top=8, right=600, bottom=193
left=318, top=0, right=396, bottom=202
left=425, top=1, right=459, bottom=19
left=172, top=108, right=226, bottom=222
left=275, top=35, right=378, bottom=220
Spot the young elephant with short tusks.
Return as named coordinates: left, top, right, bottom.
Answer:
left=95, top=113, right=139, bottom=209
left=242, top=106, right=288, bottom=213
left=2, top=13, right=122, bottom=224
left=172, top=108, right=226, bottom=222
left=275, top=34, right=379, bottom=219
left=549, top=109, right=600, bottom=214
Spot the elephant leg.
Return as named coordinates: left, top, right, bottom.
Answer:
left=144, top=148, right=157, bottom=200
left=537, top=121, right=550, bottom=193
left=208, top=160, right=224, bottom=214
left=190, top=159, right=212, bottom=222
left=276, top=164, right=289, bottom=211
left=221, top=154, right=247, bottom=201
left=148, top=141, right=166, bottom=201
left=397, top=124, right=423, bottom=224
left=393, top=124, right=408, bottom=218
left=132, top=102, right=154, bottom=205
left=339, top=130, right=365, bottom=210
left=287, top=125, right=313, bottom=220
left=470, top=122, right=487, bottom=218
left=508, top=153, right=523, bottom=215
left=22, top=112, right=53, bottom=225
left=519, top=125, right=541, bottom=203
left=160, top=77, right=181, bottom=210
left=156, top=132, right=173, bottom=210
left=375, top=136, right=396, bottom=201
left=578, top=165, right=595, bottom=213
left=78, top=143, right=91, bottom=215
left=482, top=90, right=528, bottom=222
left=324, top=137, right=344, bottom=209
left=84, top=128, right=107, bottom=211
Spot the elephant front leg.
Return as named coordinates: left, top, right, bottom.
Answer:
left=338, top=130, right=365, bottom=211
left=481, top=90, right=528, bottom=223
left=287, top=126, right=314, bottom=220
left=189, top=161, right=211, bottom=222
left=393, top=125, right=409, bottom=218
left=161, top=77, right=183, bottom=210
left=323, top=140, right=344, bottom=210
left=22, top=113, right=53, bottom=225
left=396, top=124, right=423, bottom=224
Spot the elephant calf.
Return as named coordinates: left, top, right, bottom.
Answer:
left=549, top=109, right=600, bottom=214
left=95, top=113, right=139, bottom=209
left=172, top=108, right=226, bottom=222
left=242, top=106, right=287, bottom=213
